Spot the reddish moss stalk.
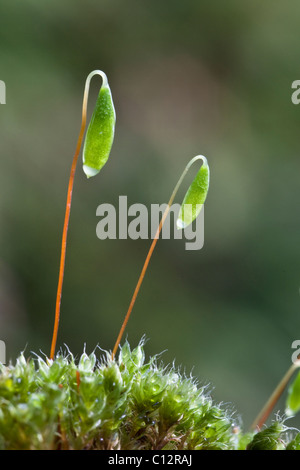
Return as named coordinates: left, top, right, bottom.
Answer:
left=111, top=155, right=205, bottom=359
left=50, top=71, right=107, bottom=360
left=50, top=125, right=86, bottom=360
left=251, top=361, right=300, bottom=430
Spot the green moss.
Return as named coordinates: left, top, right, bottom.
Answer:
left=0, top=340, right=236, bottom=450
left=0, top=339, right=299, bottom=450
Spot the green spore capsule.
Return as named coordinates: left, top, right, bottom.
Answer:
left=82, top=74, right=116, bottom=178
left=176, top=155, right=210, bottom=229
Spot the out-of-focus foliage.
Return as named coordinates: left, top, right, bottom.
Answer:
left=1, top=0, right=300, bottom=429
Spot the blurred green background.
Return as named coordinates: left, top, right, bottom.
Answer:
left=1, top=0, right=300, bottom=430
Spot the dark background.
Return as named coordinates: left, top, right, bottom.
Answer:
left=1, top=0, right=300, bottom=430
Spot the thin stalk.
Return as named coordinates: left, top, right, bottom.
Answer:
left=111, top=155, right=206, bottom=360
left=50, top=70, right=107, bottom=360
left=250, top=360, right=300, bottom=431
